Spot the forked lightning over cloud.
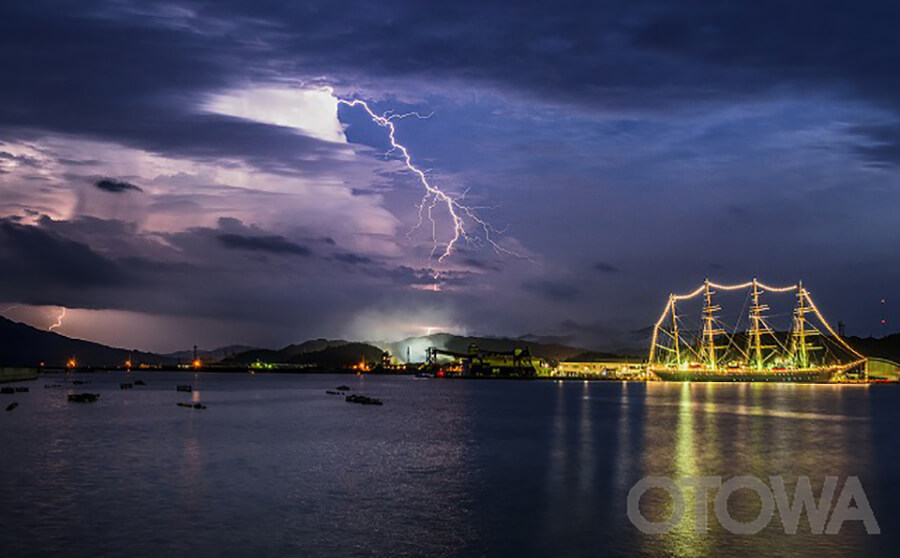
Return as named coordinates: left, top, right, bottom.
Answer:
left=338, top=97, right=520, bottom=266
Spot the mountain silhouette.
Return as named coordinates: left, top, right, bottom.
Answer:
left=0, top=316, right=171, bottom=367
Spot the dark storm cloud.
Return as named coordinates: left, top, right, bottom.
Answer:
left=555, top=319, right=650, bottom=353
left=616, top=1, right=900, bottom=166
left=521, top=280, right=580, bottom=302
left=95, top=178, right=143, bottom=193
left=1, top=214, right=482, bottom=349
left=0, top=151, right=42, bottom=168
left=593, top=262, right=619, bottom=274
left=456, top=255, right=501, bottom=272
left=847, top=124, right=900, bottom=168
left=2, top=1, right=900, bottom=167
left=387, top=266, right=472, bottom=288
left=58, top=157, right=102, bottom=167
left=218, top=233, right=312, bottom=256
left=462, top=258, right=489, bottom=270
left=351, top=188, right=381, bottom=197
left=0, top=216, right=362, bottom=325
left=0, top=218, right=125, bottom=298
left=626, top=2, right=900, bottom=95
left=3, top=0, right=900, bottom=349
left=193, top=1, right=900, bottom=111
left=0, top=2, right=355, bottom=177
left=333, top=253, right=373, bottom=265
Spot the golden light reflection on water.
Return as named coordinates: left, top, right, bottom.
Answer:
left=637, top=382, right=874, bottom=557
left=659, top=383, right=710, bottom=556
left=613, top=381, right=632, bottom=492
left=542, top=380, right=600, bottom=540
left=177, top=420, right=207, bottom=517
left=548, top=380, right=567, bottom=491
left=579, top=381, right=594, bottom=493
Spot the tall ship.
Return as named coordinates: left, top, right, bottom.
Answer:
left=648, top=279, right=867, bottom=383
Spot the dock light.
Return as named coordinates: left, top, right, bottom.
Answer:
left=193, top=359, right=201, bottom=369
left=67, top=358, right=76, bottom=369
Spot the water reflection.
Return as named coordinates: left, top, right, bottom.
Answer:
left=542, top=380, right=598, bottom=547
left=0, top=374, right=890, bottom=557
left=177, top=422, right=206, bottom=514
left=613, top=382, right=632, bottom=493
left=547, top=380, right=567, bottom=492
left=636, top=383, right=875, bottom=558
left=579, top=381, right=594, bottom=493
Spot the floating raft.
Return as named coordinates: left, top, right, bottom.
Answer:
left=176, top=402, right=207, bottom=410
left=67, top=393, right=100, bottom=403
left=345, top=394, right=383, bottom=406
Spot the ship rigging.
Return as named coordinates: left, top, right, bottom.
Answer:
left=648, top=279, right=867, bottom=382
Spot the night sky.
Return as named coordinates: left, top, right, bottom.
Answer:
left=1, top=1, right=898, bottom=352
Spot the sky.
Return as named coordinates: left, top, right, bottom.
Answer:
left=1, top=1, right=899, bottom=353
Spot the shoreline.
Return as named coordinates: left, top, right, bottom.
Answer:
left=28, top=368, right=895, bottom=385
left=0, top=367, right=38, bottom=383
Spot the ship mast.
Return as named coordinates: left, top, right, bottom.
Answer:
left=796, top=281, right=808, bottom=369
left=750, top=278, right=766, bottom=371
left=670, top=294, right=681, bottom=366
left=703, top=279, right=720, bottom=370
left=648, top=278, right=859, bottom=378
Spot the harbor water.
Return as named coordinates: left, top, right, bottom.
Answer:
left=0, top=373, right=897, bottom=557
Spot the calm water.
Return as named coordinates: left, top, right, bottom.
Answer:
left=1, top=373, right=897, bottom=557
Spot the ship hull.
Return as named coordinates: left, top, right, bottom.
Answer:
left=651, top=368, right=837, bottom=383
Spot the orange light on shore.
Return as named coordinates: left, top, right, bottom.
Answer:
left=193, top=359, right=201, bottom=369
left=67, top=358, right=77, bottom=369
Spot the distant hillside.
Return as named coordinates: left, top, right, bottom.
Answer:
left=288, top=343, right=384, bottom=368
left=164, top=345, right=259, bottom=362
left=0, top=316, right=171, bottom=367
left=225, top=339, right=383, bottom=368
left=231, top=333, right=606, bottom=366
left=224, top=339, right=352, bottom=364
left=846, top=334, right=900, bottom=363
left=564, top=351, right=643, bottom=363
left=383, top=333, right=629, bottom=363
left=278, top=339, right=356, bottom=360
left=518, top=330, right=648, bottom=357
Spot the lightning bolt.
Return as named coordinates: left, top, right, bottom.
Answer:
left=48, top=307, right=66, bottom=331
left=338, top=98, right=520, bottom=268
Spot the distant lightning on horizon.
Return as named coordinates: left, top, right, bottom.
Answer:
left=337, top=97, right=521, bottom=269
left=48, top=307, right=67, bottom=331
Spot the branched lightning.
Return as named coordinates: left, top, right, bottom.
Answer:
left=48, top=307, right=67, bottom=331
left=338, top=98, right=520, bottom=266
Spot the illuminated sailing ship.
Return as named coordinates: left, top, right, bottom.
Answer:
left=648, top=279, right=867, bottom=382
